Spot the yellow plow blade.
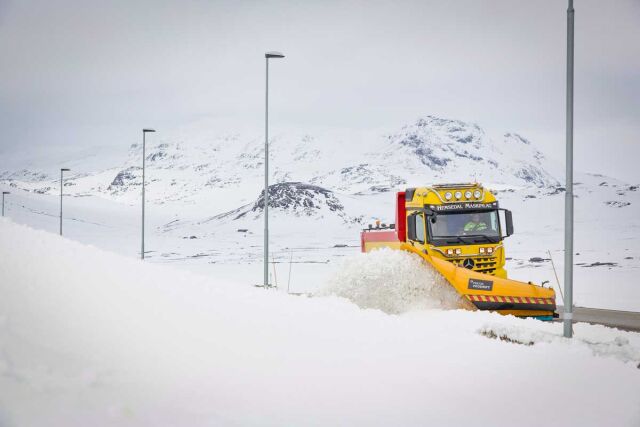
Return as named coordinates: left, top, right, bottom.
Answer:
left=401, top=243, right=557, bottom=318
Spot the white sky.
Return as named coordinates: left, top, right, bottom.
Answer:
left=0, top=0, right=638, bottom=181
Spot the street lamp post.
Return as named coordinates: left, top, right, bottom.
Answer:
left=2, top=191, right=9, bottom=217
left=60, top=168, right=70, bottom=235
left=564, top=0, right=575, bottom=338
left=264, top=51, right=285, bottom=289
left=142, top=129, right=156, bottom=260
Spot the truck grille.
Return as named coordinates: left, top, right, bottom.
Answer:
left=449, top=257, right=497, bottom=275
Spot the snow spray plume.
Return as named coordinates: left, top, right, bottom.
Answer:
left=318, top=248, right=470, bottom=314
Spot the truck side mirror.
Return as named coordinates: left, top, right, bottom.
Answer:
left=505, top=210, right=514, bottom=237
left=407, top=214, right=417, bottom=241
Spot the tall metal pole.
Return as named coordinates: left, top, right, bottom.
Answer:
left=564, top=0, right=575, bottom=338
left=60, top=169, right=63, bottom=235
left=142, top=130, right=146, bottom=260
left=59, top=168, right=69, bottom=235
left=2, top=192, right=8, bottom=217
left=264, top=57, right=270, bottom=289
left=263, top=52, right=284, bottom=289
left=141, top=129, right=155, bottom=260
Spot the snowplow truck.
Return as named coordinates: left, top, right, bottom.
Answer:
left=361, top=184, right=557, bottom=319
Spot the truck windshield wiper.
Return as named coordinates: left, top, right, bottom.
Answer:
left=435, top=234, right=499, bottom=244
left=436, top=235, right=474, bottom=244
left=463, top=234, right=499, bottom=243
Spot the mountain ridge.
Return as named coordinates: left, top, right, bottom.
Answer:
left=2, top=115, right=628, bottom=219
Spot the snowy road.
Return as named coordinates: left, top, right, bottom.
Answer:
left=558, top=307, right=640, bottom=332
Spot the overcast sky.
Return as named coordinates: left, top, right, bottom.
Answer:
left=1, top=0, right=638, bottom=180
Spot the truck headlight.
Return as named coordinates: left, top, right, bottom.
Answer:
left=479, top=247, right=485, bottom=254
left=487, top=247, right=494, bottom=254
left=446, top=249, right=454, bottom=255
left=455, top=248, right=462, bottom=255
left=474, top=190, right=482, bottom=199
left=465, top=191, right=472, bottom=199
left=454, top=191, right=462, bottom=200
left=444, top=192, right=452, bottom=200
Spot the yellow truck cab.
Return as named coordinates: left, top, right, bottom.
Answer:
left=405, top=183, right=510, bottom=278
left=361, top=183, right=557, bottom=319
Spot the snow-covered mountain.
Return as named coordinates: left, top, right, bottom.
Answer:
left=164, top=182, right=357, bottom=232
left=2, top=115, right=562, bottom=205
left=4, top=114, right=638, bottom=240
left=3, top=114, right=635, bottom=237
left=236, top=182, right=348, bottom=220
left=385, top=117, right=558, bottom=188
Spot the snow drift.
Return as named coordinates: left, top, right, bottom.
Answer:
left=1, top=218, right=639, bottom=426
left=319, top=248, right=469, bottom=314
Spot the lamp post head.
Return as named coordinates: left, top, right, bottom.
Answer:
left=265, top=51, right=285, bottom=59
left=2, top=191, right=9, bottom=195
left=61, top=168, right=70, bottom=172
left=143, top=129, right=156, bottom=133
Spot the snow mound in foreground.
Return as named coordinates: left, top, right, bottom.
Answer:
left=319, top=248, right=467, bottom=314
left=1, top=219, right=640, bottom=426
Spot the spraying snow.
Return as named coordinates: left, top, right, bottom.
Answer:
left=319, top=248, right=470, bottom=314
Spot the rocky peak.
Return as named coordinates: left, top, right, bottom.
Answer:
left=251, top=182, right=344, bottom=215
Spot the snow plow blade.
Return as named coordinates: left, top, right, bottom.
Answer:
left=401, top=243, right=557, bottom=318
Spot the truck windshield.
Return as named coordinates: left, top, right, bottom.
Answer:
left=429, top=210, right=501, bottom=244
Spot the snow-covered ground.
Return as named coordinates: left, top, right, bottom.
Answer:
left=1, top=218, right=639, bottom=426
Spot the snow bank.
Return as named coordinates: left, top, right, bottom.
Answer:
left=479, top=323, right=640, bottom=365
left=1, top=218, right=639, bottom=426
left=319, top=248, right=468, bottom=314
